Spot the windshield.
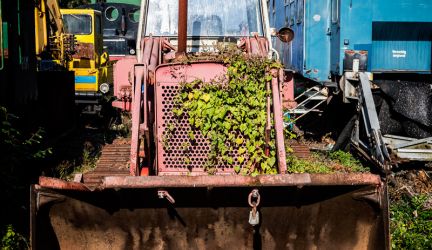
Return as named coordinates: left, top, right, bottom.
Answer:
left=145, top=0, right=263, bottom=37
left=63, top=14, right=92, bottom=35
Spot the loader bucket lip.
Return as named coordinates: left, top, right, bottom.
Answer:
left=38, top=173, right=381, bottom=191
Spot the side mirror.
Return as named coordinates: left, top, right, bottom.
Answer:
left=271, top=27, right=295, bottom=43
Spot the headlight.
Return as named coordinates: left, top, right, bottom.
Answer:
left=100, top=83, right=110, bottom=94
left=129, top=48, right=136, bottom=55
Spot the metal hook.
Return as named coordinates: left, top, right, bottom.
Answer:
left=158, top=190, right=175, bottom=204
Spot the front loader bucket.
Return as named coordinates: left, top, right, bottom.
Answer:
left=31, top=174, right=389, bottom=250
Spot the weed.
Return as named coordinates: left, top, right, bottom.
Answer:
left=328, top=150, right=369, bottom=172
left=390, top=194, right=432, bottom=249
left=286, top=155, right=333, bottom=174
left=54, top=143, right=99, bottom=180
left=286, top=150, right=369, bottom=174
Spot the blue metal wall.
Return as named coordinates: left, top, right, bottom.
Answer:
left=270, top=0, right=331, bottom=82
left=271, top=0, right=432, bottom=83
left=269, top=0, right=304, bottom=73
left=335, top=0, right=432, bottom=74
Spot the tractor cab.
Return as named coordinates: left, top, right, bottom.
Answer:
left=143, top=0, right=266, bottom=53
left=61, top=9, right=112, bottom=114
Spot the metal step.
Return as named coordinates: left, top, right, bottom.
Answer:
left=284, top=86, right=327, bottom=126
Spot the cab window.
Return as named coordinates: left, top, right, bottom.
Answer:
left=63, top=14, right=92, bottom=35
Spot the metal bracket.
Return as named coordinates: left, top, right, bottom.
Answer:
left=350, top=72, right=392, bottom=171
left=383, top=135, right=432, bottom=162
left=158, top=190, right=175, bottom=204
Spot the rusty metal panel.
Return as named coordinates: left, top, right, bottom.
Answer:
left=31, top=184, right=389, bottom=249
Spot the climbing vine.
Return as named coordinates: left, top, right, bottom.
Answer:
left=166, top=53, right=282, bottom=175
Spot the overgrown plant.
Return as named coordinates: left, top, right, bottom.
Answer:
left=391, top=194, right=432, bottom=249
left=286, top=151, right=369, bottom=174
left=328, top=150, right=369, bottom=172
left=1, top=225, right=28, bottom=250
left=167, top=54, right=281, bottom=175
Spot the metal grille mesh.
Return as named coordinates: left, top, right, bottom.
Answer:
left=157, top=82, right=246, bottom=175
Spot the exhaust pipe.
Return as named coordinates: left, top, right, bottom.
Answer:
left=177, top=0, right=188, bottom=55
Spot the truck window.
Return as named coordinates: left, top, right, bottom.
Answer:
left=63, top=14, right=92, bottom=35
left=145, top=0, right=263, bottom=37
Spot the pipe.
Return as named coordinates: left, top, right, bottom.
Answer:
left=177, top=0, right=188, bottom=55
left=261, top=0, right=273, bottom=59
left=271, top=70, right=287, bottom=174
left=136, top=0, right=148, bottom=63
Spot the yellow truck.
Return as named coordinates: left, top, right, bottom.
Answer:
left=61, top=9, right=113, bottom=114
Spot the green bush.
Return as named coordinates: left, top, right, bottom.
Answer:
left=1, top=225, right=28, bottom=250
left=391, top=195, right=432, bottom=249
left=0, top=106, right=51, bottom=170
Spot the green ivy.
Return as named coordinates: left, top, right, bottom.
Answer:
left=167, top=54, right=281, bottom=175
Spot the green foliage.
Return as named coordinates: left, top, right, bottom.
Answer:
left=286, top=156, right=333, bottom=174
left=0, top=106, right=51, bottom=176
left=1, top=225, right=28, bottom=250
left=167, top=54, right=281, bottom=175
left=286, top=151, right=369, bottom=174
left=55, top=145, right=99, bottom=180
left=328, top=150, right=369, bottom=172
left=391, top=195, right=432, bottom=249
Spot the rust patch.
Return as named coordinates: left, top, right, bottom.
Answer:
left=72, top=43, right=94, bottom=60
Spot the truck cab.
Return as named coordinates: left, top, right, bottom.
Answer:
left=61, top=9, right=113, bottom=113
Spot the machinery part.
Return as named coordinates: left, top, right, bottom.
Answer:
left=84, top=138, right=131, bottom=188
left=383, top=135, right=432, bottom=162
left=31, top=175, right=389, bottom=249
left=130, top=64, right=148, bottom=176
left=347, top=72, right=392, bottom=171
left=158, top=190, right=175, bottom=204
left=99, top=83, right=110, bottom=94
left=248, top=189, right=261, bottom=226
left=270, top=70, right=287, bottom=173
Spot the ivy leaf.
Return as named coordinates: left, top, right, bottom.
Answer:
left=238, top=147, right=246, bottom=155
left=227, top=157, right=233, bottom=165
left=193, top=90, right=201, bottom=100
left=268, top=156, right=276, bottom=167
left=189, top=117, right=195, bottom=126
left=223, top=121, right=231, bottom=131
left=234, top=165, right=241, bottom=173
left=188, top=92, right=194, bottom=100
left=261, top=161, right=269, bottom=171
left=188, top=131, right=195, bottom=140
left=239, top=123, right=247, bottom=132
left=201, top=93, right=211, bottom=103
left=238, top=157, right=245, bottom=164
left=235, top=137, right=244, bottom=145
